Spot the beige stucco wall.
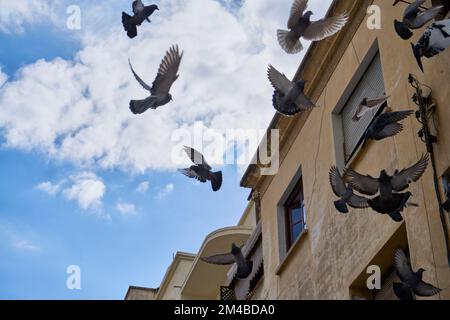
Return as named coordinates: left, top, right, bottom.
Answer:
left=156, top=254, right=195, bottom=300
left=255, top=0, right=450, bottom=300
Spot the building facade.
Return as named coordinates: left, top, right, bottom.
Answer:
left=126, top=0, right=450, bottom=300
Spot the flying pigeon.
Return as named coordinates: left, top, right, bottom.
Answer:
left=362, top=110, right=414, bottom=146
left=122, top=1, right=159, bottom=39
left=201, top=243, right=253, bottom=279
left=411, top=19, right=450, bottom=72
left=394, top=0, right=443, bottom=40
left=267, top=65, right=316, bottom=117
left=352, top=96, right=390, bottom=122
left=128, top=45, right=183, bottom=114
left=329, top=166, right=369, bottom=214
left=277, top=0, right=349, bottom=54
left=179, top=146, right=223, bottom=192
left=344, top=154, right=429, bottom=200
left=393, top=248, right=442, bottom=300
left=367, top=192, right=414, bottom=222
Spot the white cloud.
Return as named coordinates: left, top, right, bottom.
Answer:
left=136, top=181, right=150, bottom=193
left=157, top=183, right=175, bottom=199
left=0, top=0, right=332, bottom=173
left=62, top=172, right=105, bottom=210
left=116, top=201, right=136, bottom=216
left=0, top=0, right=53, bottom=33
left=36, top=181, right=63, bottom=195
left=12, top=239, right=40, bottom=252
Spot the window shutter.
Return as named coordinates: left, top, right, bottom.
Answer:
left=340, top=53, right=386, bottom=161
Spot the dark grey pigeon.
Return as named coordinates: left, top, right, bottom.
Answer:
left=122, top=1, right=159, bottom=39
left=128, top=45, right=183, bottom=114
left=201, top=243, right=253, bottom=279
left=179, top=146, right=223, bottom=192
left=277, top=0, right=349, bottom=54
left=411, top=19, right=450, bottom=72
left=394, top=0, right=443, bottom=40
left=344, top=154, right=429, bottom=201
left=393, top=248, right=442, bottom=300
left=362, top=110, right=414, bottom=147
left=267, top=65, right=316, bottom=117
left=329, top=166, right=369, bottom=214
left=368, top=192, right=414, bottom=222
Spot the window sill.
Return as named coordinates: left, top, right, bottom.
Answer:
left=275, top=228, right=308, bottom=276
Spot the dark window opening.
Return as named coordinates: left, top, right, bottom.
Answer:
left=284, top=177, right=306, bottom=250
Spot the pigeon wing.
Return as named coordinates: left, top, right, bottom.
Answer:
left=373, top=123, right=404, bottom=140
left=201, top=253, right=235, bottom=265
left=414, top=281, right=442, bottom=297
left=151, top=45, right=183, bottom=96
left=287, top=0, right=309, bottom=29
left=303, top=13, right=349, bottom=41
left=404, top=0, right=425, bottom=19
left=394, top=249, right=415, bottom=283
left=366, top=96, right=390, bottom=107
left=391, top=154, right=429, bottom=192
left=344, top=168, right=379, bottom=196
left=132, top=0, right=140, bottom=15
left=267, top=65, right=292, bottom=94
left=129, top=59, right=152, bottom=92
left=183, top=146, right=212, bottom=170
left=295, top=93, right=316, bottom=110
left=412, top=6, right=444, bottom=29
left=329, top=166, right=347, bottom=197
left=347, top=194, right=370, bottom=209
left=178, top=168, right=205, bottom=182
left=377, top=110, right=414, bottom=124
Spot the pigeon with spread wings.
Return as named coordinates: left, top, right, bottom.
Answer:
left=277, top=0, right=349, bottom=54
left=362, top=110, right=414, bottom=146
left=128, top=45, right=183, bottom=114
left=329, top=166, right=369, bottom=214
left=267, top=65, right=316, bottom=117
left=179, top=146, right=223, bottom=192
left=344, top=154, right=429, bottom=200
left=201, top=243, right=253, bottom=279
left=394, top=0, right=443, bottom=40
left=122, top=1, right=159, bottom=39
left=352, top=96, right=390, bottom=122
left=393, top=248, right=441, bottom=300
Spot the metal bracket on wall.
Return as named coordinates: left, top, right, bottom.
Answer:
left=409, top=74, right=450, bottom=267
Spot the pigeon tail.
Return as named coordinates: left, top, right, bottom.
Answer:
left=411, top=43, right=424, bottom=72
left=388, top=211, right=404, bottom=222
left=394, top=20, right=413, bottom=40
left=122, top=12, right=137, bottom=39
left=393, top=282, right=414, bottom=300
left=334, top=200, right=349, bottom=214
left=210, top=171, right=223, bottom=192
left=277, top=29, right=303, bottom=54
left=129, top=97, right=159, bottom=115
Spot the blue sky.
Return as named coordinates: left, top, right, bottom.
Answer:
left=0, top=0, right=330, bottom=299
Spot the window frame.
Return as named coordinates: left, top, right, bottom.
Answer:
left=331, top=40, right=386, bottom=168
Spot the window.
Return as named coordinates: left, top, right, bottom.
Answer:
left=284, top=177, right=306, bottom=250
left=340, top=52, right=386, bottom=162
left=332, top=42, right=388, bottom=167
